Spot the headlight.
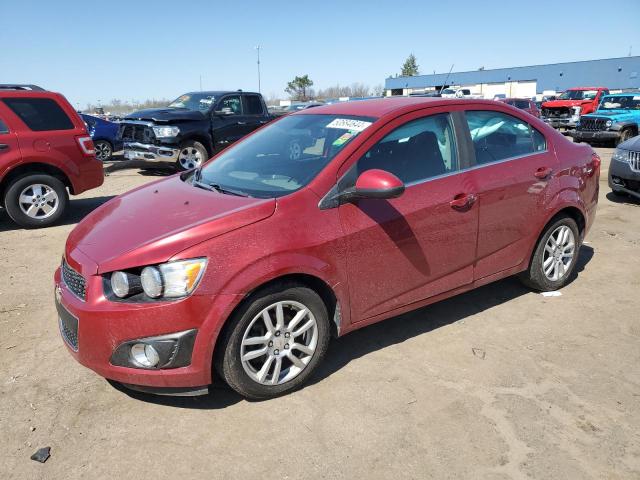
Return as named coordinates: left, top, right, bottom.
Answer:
left=612, top=148, right=627, bottom=163
left=108, top=258, right=207, bottom=301
left=152, top=126, right=180, bottom=137
left=605, top=120, right=613, bottom=128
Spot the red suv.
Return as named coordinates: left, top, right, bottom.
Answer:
left=0, top=85, right=104, bottom=228
left=55, top=97, right=599, bottom=399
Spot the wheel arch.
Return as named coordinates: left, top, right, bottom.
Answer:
left=0, top=162, right=73, bottom=200
left=180, top=134, right=214, bottom=157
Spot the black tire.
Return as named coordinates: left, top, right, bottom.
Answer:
left=175, top=140, right=208, bottom=171
left=615, top=128, right=634, bottom=147
left=216, top=282, right=330, bottom=400
left=94, top=140, right=113, bottom=161
left=518, top=214, right=581, bottom=292
left=4, top=174, right=68, bottom=228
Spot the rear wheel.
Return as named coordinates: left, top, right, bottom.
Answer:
left=519, top=215, right=580, bottom=291
left=217, top=283, right=330, bottom=400
left=176, top=140, right=208, bottom=171
left=94, top=140, right=113, bottom=161
left=4, top=174, right=68, bottom=228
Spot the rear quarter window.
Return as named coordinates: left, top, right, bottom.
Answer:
left=3, top=97, right=74, bottom=131
left=0, top=117, right=8, bottom=134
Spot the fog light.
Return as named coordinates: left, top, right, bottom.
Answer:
left=111, top=271, right=130, bottom=298
left=130, top=343, right=160, bottom=368
left=141, top=266, right=163, bottom=298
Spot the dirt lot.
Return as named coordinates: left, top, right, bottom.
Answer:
left=1, top=149, right=639, bottom=479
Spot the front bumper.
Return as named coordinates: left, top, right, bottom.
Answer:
left=609, top=157, right=640, bottom=198
left=123, top=142, right=179, bottom=162
left=54, top=250, right=240, bottom=392
left=572, top=130, right=619, bottom=142
left=542, top=117, right=578, bottom=129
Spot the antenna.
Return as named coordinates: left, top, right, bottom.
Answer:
left=439, top=64, right=454, bottom=94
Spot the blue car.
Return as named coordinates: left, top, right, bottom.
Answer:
left=81, top=114, right=122, bottom=161
left=573, top=92, right=640, bottom=146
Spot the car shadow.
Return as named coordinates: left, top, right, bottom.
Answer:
left=606, top=191, right=640, bottom=206
left=115, top=245, right=594, bottom=410
left=0, top=195, right=115, bottom=233
left=104, top=160, right=175, bottom=177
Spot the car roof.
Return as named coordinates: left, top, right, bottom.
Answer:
left=602, top=92, right=640, bottom=97
left=567, top=87, right=607, bottom=90
left=295, top=96, right=506, bottom=119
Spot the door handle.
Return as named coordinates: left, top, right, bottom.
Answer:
left=0, top=143, right=8, bottom=150
left=534, top=166, right=553, bottom=179
left=450, top=193, right=477, bottom=210
left=237, top=121, right=247, bottom=125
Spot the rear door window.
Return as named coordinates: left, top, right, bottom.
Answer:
left=465, top=110, right=545, bottom=165
left=3, top=97, right=74, bottom=131
left=244, top=95, right=264, bottom=115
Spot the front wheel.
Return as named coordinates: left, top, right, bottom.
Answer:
left=615, top=128, right=634, bottom=147
left=176, top=140, right=208, bottom=171
left=518, top=215, right=580, bottom=291
left=217, top=283, right=330, bottom=400
left=4, top=174, right=68, bottom=228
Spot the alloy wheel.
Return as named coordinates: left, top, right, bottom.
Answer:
left=178, top=147, right=203, bottom=170
left=542, top=225, right=575, bottom=281
left=288, top=141, right=302, bottom=160
left=240, top=300, right=318, bottom=386
left=95, top=141, right=112, bottom=161
left=18, top=184, right=59, bottom=219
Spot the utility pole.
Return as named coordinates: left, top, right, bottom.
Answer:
left=199, top=75, right=202, bottom=91
left=256, top=45, right=261, bottom=93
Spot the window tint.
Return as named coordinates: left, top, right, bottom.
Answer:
left=244, top=95, right=263, bottom=115
left=0, top=117, right=8, bottom=134
left=218, top=95, right=242, bottom=114
left=3, top=98, right=74, bottom=131
left=465, top=110, right=544, bottom=164
left=353, top=113, right=457, bottom=185
left=511, top=99, right=531, bottom=109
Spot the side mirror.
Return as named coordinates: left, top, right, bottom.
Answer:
left=340, top=169, right=405, bottom=203
left=214, top=107, right=234, bottom=116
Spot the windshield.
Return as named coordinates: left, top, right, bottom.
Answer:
left=559, top=90, right=598, bottom=100
left=599, top=95, right=640, bottom=111
left=197, top=114, right=375, bottom=198
left=168, top=93, right=216, bottom=111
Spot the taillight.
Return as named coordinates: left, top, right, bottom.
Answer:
left=591, top=152, right=601, bottom=170
left=76, top=136, right=95, bottom=156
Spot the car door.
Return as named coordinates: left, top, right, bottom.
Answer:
left=463, top=108, right=556, bottom=279
left=242, top=94, right=269, bottom=135
left=211, top=94, right=246, bottom=149
left=0, top=113, right=22, bottom=175
left=337, top=108, right=479, bottom=322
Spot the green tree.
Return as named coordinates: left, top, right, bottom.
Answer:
left=285, top=75, right=314, bottom=101
left=401, top=54, right=419, bottom=76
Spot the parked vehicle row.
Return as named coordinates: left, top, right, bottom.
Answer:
left=0, top=84, right=104, bottom=228
left=54, top=97, right=600, bottom=399
left=541, top=87, right=609, bottom=130
left=81, top=113, right=122, bottom=161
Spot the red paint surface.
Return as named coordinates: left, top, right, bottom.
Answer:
left=56, top=97, right=599, bottom=388
left=0, top=90, right=104, bottom=194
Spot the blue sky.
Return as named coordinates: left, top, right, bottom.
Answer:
left=2, top=0, right=639, bottom=107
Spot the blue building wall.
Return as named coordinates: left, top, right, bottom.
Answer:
left=385, top=57, right=640, bottom=92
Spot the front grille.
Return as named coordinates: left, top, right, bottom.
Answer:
left=624, top=150, right=640, bottom=172
left=118, top=123, right=156, bottom=143
left=578, top=118, right=608, bottom=131
left=57, top=303, right=79, bottom=351
left=62, top=260, right=86, bottom=301
left=542, top=107, right=571, bottom=118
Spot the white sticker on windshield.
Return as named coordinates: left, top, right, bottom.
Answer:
left=634, top=96, right=640, bottom=101
left=325, top=118, right=372, bottom=132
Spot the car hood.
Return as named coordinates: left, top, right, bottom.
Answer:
left=66, top=175, right=276, bottom=274
left=125, top=108, right=206, bottom=123
left=542, top=99, right=591, bottom=108
left=582, top=110, right=637, bottom=121
left=619, top=134, right=640, bottom=151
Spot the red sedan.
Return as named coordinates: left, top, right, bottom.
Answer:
left=499, top=97, right=541, bottom=118
left=55, top=97, right=599, bottom=399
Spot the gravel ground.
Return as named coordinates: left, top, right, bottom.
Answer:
left=1, top=148, right=639, bottom=479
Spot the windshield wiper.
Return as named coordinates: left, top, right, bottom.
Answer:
left=192, top=177, right=250, bottom=197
